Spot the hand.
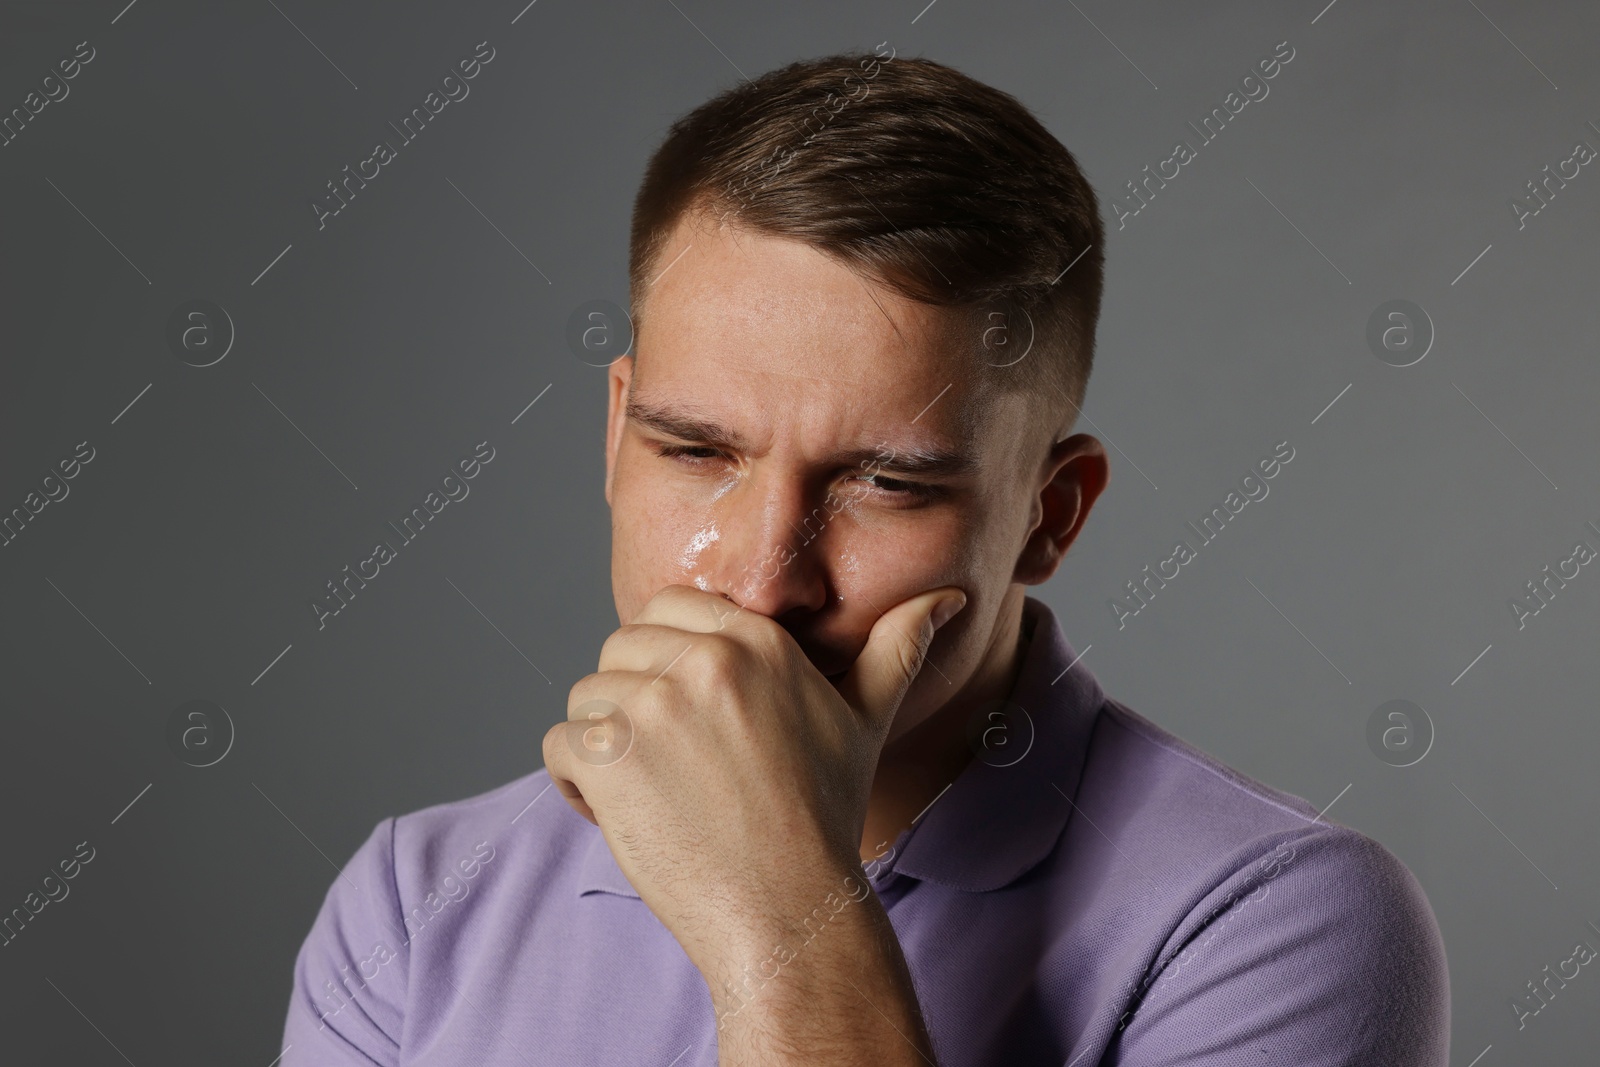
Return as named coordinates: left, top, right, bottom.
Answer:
left=541, top=583, right=966, bottom=979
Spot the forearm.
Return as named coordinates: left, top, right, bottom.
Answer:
left=708, top=885, right=937, bottom=1066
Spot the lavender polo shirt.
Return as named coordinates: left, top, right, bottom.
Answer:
left=282, top=596, right=1450, bottom=1065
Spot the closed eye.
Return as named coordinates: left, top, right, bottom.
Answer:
left=653, top=443, right=722, bottom=463
left=648, top=442, right=946, bottom=502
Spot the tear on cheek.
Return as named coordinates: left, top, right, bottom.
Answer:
left=676, top=525, right=721, bottom=573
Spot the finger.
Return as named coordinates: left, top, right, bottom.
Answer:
left=630, top=584, right=748, bottom=635
left=549, top=670, right=652, bottom=826
left=837, top=587, right=966, bottom=725
left=597, top=623, right=713, bottom=676
left=564, top=671, right=646, bottom=774
left=541, top=720, right=598, bottom=825
left=567, top=669, right=654, bottom=720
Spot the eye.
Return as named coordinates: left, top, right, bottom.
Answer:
left=853, top=471, right=946, bottom=502
left=652, top=442, right=945, bottom=502
left=861, top=473, right=914, bottom=494
left=652, top=443, right=724, bottom=465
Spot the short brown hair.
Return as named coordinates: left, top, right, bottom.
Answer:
left=629, top=49, right=1105, bottom=436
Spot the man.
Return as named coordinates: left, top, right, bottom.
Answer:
left=282, top=49, right=1450, bottom=1066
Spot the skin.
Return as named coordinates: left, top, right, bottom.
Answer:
left=542, top=206, right=1108, bottom=1065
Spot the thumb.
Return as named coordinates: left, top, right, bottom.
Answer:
left=838, top=587, right=967, bottom=722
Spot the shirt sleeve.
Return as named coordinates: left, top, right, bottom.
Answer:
left=1102, top=825, right=1450, bottom=1067
left=280, top=818, right=410, bottom=1066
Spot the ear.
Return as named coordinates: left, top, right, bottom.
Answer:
left=1012, top=432, right=1108, bottom=585
left=603, top=356, right=635, bottom=507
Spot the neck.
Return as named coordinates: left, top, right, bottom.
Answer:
left=859, top=584, right=1032, bottom=862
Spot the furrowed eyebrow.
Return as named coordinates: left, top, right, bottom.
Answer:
left=626, top=394, right=978, bottom=478
left=626, top=396, right=753, bottom=452
left=849, top=445, right=978, bottom=478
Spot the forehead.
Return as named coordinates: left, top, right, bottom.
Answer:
left=633, top=210, right=1002, bottom=450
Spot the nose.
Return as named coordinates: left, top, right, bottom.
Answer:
left=706, top=472, right=833, bottom=620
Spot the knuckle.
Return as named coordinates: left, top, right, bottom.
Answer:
left=745, top=615, right=789, bottom=658
left=689, top=634, right=741, bottom=681
left=540, top=721, right=565, bottom=765
left=889, top=635, right=924, bottom=683
left=598, top=623, right=646, bottom=662
left=626, top=678, right=670, bottom=722
left=566, top=674, right=596, bottom=713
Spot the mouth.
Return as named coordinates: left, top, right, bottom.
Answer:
left=798, top=643, right=849, bottom=683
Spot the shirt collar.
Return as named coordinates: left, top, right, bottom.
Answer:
left=576, top=595, right=1104, bottom=899
left=887, top=595, right=1104, bottom=891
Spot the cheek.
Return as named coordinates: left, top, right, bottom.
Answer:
left=832, top=509, right=976, bottom=602
left=611, top=456, right=721, bottom=586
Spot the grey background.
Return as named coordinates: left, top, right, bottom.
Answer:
left=1, top=0, right=1596, bottom=1062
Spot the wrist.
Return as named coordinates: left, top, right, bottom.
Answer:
left=708, top=879, right=936, bottom=1065
left=702, top=859, right=880, bottom=1019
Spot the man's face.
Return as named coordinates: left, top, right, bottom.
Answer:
left=603, top=210, right=1071, bottom=740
